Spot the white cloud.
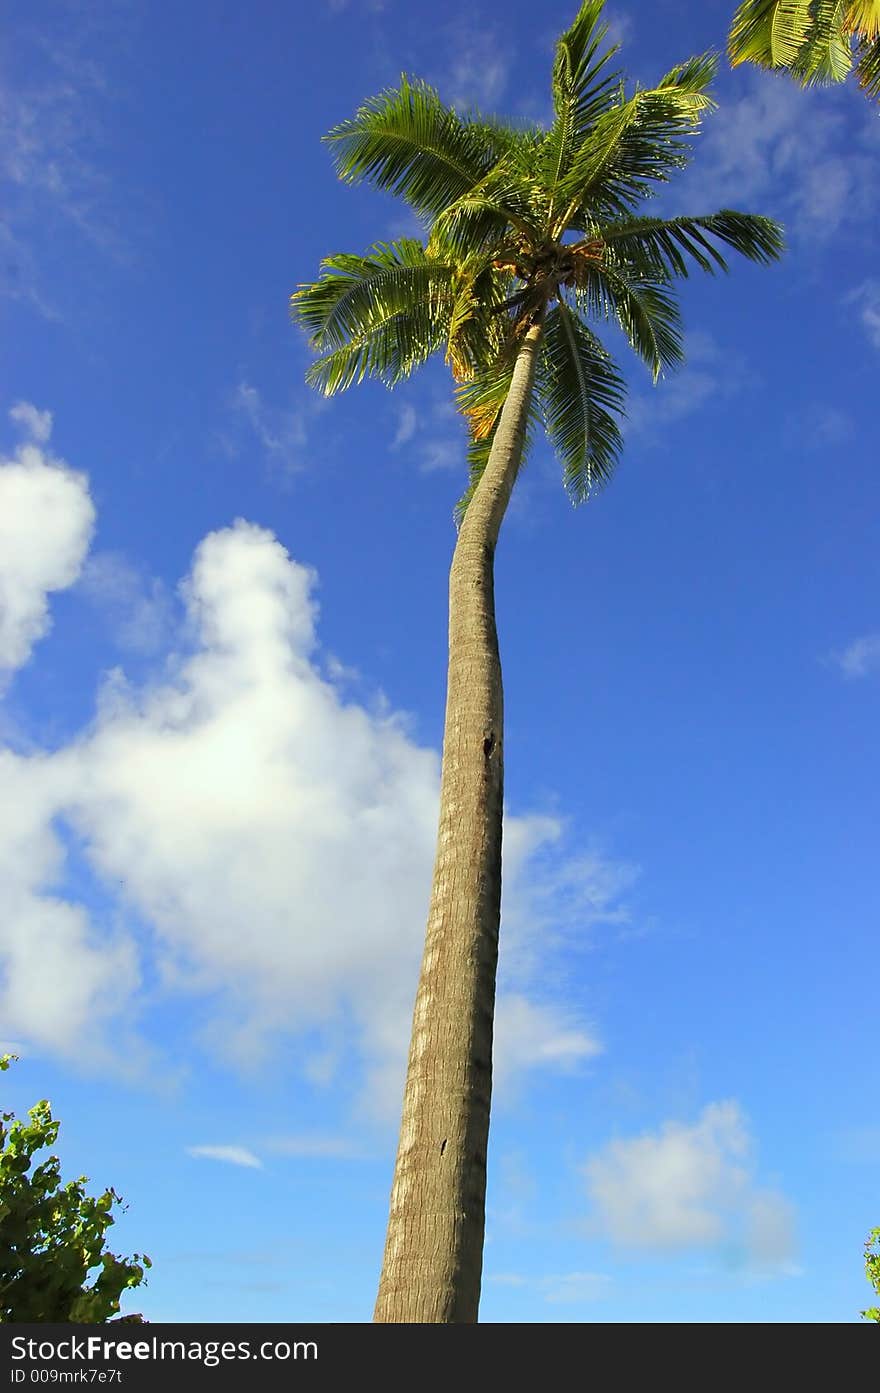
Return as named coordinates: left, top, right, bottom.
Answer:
left=831, top=633, right=880, bottom=679
left=845, top=280, right=880, bottom=349
left=186, top=1145, right=263, bottom=1169
left=1, top=508, right=631, bottom=1113
left=0, top=404, right=95, bottom=680
left=0, top=749, right=139, bottom=1061
left=584, top=1101, right=796, bottom=1268
left=493, top=994, right=602, bottom=1095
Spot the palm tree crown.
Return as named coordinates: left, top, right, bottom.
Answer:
left=293, top=1, right=784, bottom=512
left=728, top=1, right=880, bottom=101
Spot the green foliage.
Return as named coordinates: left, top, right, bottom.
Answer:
left=862, top=1227, right=880, bottom=1322
left=294, top=0, right=784, bottom=518
left=728, top=1, right=880, bottom=101
left=0, top=1055, right=150, bottom=1323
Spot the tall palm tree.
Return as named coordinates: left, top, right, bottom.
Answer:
left=728, top=1, right=880, bottom=101
left=292, top=0, right=783, bottom=1324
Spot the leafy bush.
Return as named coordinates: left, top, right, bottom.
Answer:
left=0, top=1056, right=150, bottom=1322
left=863, top=1228, right=880, bottom=1323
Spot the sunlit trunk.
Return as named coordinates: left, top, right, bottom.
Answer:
left=374, top=321, right=544, bottom=1323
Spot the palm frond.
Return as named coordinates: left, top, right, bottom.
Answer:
left=792, top=0, right=854, bottom=83
left=847, top=1, right=880, bottom=41
left=444, top=260, right=511, bottom=380
left=575, top=262, right=684, bottom=382
left=728, top=0, right=815, bottom=68
left=545, top=1, right=623, bottom=220
left=601, top=211, right=785, bottom=278
left=856, top=33, right=880, bottom=94
left=553, top=54, right=718, bottom=230
left=539, top=302, right=626, bottom=503
left=291, top=240, right=454, bottom=394
left=324, top=76, right=496, bottom=218
left=429, top=162, right=545, bottom=258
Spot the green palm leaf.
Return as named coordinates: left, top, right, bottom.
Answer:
left=601, top=211, right=785, bottom=278
left=291, top=240, right=455, bottom=393
left=324, top=76, right=496, bottom=219
left=539, top=302, right=626, bottom=503
left=729, top=0, right=815, bottom=68
left=555, top=54, right=718, bottom=230
left=545, top=1, right=623, bottom=220
left=856, top=32, right=880, bottom=93
left=793, top=0, right=854, bottom=82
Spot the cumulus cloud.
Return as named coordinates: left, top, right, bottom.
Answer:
left=583, top=1101, right=796, bottom=1269
left=186, top=1145, right=263, bottom=1169
left=1, top=515, right=628, bottom=1114
left=0, top=749, right=139, bottom=1061
left=830, top=633, right=880, bottom=679
left=0, top=403, right=95, bottom=680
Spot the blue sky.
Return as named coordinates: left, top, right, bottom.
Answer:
left=1, top=0, right=878, bottom=1324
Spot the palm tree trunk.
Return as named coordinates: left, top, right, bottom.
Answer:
left=374, top=320, right=544, bottom=1323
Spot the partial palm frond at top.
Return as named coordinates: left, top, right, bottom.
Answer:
left=295, top=0, right=785, bottom=519
left=728, top=0, right=880, bottom=99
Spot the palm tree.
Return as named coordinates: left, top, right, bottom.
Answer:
left=292, top=0, right=784, bottom=1324
left=728, top=1, right=880, bottom=101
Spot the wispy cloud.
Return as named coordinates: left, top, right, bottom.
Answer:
left=830, top=632, right=880, bottom=679
left=0, top=17, right=134, bottom=308
left=584, top=1101, right=797, bottom=1270
left=678, top=77, right=880, bottom=240
left=428, top=19, right=511, bottom=112
left=784, top=403, right=854, bottom=452
left=603, top=8, right=633, bottom=48
left=388, top=391, right=465, bottom=474
left=231, top=381, right=308, bottom=475
left=9, top=402, right=53, bottom=444
left=78, top=552, right=173, bottom=656
left=626, top=331, right=750, bottom=441
left=391, top=405, right=417, bottom=450
left=845, top=280, right=880, bottom=349
left=186, top=1145, right=263, bottom=1170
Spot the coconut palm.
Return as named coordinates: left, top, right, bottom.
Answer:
left=728, top=0, right=880, bottom=100
left=292, top=0, right=783, bottom=1324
